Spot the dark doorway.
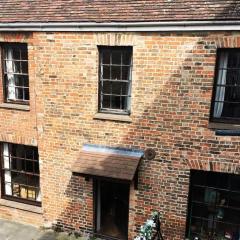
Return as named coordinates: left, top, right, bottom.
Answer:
left=94, top=180, right=130, bottom=239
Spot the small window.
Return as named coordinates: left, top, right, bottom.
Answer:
left=2, top=43, right=29, bottom=104
left=211, top=49, right=240, bottom=123
left=98, top=46, right=132, bottom=114
left=186, top=170, right=240, bottom=240
left=0, top=143, right=41, bottom=205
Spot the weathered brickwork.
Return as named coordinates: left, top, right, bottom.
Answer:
left=0, top=31, right=239, bottom=239
left=0, top=32, right=41, bottom=226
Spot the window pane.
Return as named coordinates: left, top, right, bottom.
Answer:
left=15, top=87, right=24, bottom=100
left=15, top=75, right=23, bottom=87
left=102, top=66, right=110, bottom=79
left=5, top=182, right=12, bottom=195
left=226, top=69, right=240, bottom=87
left=111, top=66, right=121, bottom=80
left=102, top=95, right=110, bottom=109
left=191, top=203, right=208, bottom=219
left=26, top=147, right=34, bottom=159
left=33, top=148, right=38, bottom=160
left=12, top=145, right=25, bottom=158
left=112, top=51, right=121, bottom=65
left=111, top=96, right=121, bottom=109
left=206, top=172, right=229, bottom=189
left=31, top=176, right=40, bottom=187
left=228, top=52, right=240, bottom=68
left=4, top=60, right=13, bottom=73
left=34, top=162, right=40, bottom=174
left=122, top=96, right=128, bottom=110
left=102, top=82, right=111, bottom=94
left=214, top=85, right=240, bottom=118
left=191, top=171, right=207, bottom=186
left=23, top=76, right=29, bottom=87
left=11, top=157, right=24, bottom=171
left=122, top=66, right=131, bottom=80
left=26, top=160, right=34, bottom=172
left=122, top=51, right=131, bottom=65
left=112, top=82, right=128, bottom=95
left=13, top=61, right=21, bottom=73
left=228, top=192, right=240, bottom=209
left=21, top=61, right=28, bottom=74
left=27, top=186, right=37, bottom=200
left=189, top=217, right=210, bottom=239
left=231, top=175, right=240, bottom=191
left=12, top=177, right=38, bottom=200
left=191, top=186, right=205, bottom=203
left=24, top=88, right=29, bottom=101
left=102, top=50, right=110, bottom=64
left=12, top=48, right=21, bottom=60
left=221, top=102, right=240, bottom=118
left=224, top=85, right=240, bottom=101
left=21, top=48, right=28, bottom=60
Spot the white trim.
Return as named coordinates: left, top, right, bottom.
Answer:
left=0, top=20, right=240, bottom=32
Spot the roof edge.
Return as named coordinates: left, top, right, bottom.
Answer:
left=0, top=20, right=240, bottom=32
left=82, top=144, right=144, bottom=158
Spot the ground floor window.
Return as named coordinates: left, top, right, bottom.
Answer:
left=187, top=170, right=240, bottom=240
left=0, top=142, right=41, bottom=205
left=94, top=180, right=130, bottom=239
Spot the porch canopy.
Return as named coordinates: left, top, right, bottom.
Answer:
left=71, top=144, right=143, bottom=182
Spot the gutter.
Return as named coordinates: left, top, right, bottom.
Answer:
left=0, top=20, right=240, bottom=32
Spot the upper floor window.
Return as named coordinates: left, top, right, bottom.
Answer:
left=211, top=49, right=240, bottom=124
left=0, top=143, right=41, bottom=205
left=2, top=43, right=29, bottom=104
left=98, top=46, right=132, bottom=114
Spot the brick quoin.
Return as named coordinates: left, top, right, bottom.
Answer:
left=0, top=31, right=239, bottom=240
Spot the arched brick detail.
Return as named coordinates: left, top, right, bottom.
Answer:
left=95, top=32, right=137, bottom=46
left=0, top=134, right=37, bottom=146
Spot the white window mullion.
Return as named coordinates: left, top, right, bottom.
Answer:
left=3, top=143, right=12, bottom=195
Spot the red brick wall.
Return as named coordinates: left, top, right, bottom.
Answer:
left=0, top=31, right=239, bottom=239
left=0, top=32, right=42, bottom=226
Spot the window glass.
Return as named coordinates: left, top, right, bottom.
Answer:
left=3, top=43, right=29, bottom=104
left=212, top=49, right=240, bottom=122
left=112, top=51, right=121, bottom=65
left=102, top=50, right=110, bottom=64
left=99, top=47, right=132, bottom=114
left=1, top=143, right=41, bottom=204
left=187, top=171, right=240, bottom=240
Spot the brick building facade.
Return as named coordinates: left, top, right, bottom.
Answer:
left=0, top=2, right=240, bottom=240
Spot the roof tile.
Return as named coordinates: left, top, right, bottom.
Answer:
left=0, top=1, right=239, bottom=23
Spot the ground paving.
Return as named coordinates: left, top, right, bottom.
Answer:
left=0, top=219, right=85, bottom=240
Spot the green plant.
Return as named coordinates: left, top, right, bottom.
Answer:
left=134, top=211, right=159, bottom=240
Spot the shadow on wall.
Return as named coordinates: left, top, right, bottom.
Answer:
left=51, top=31, right=240, bottom=240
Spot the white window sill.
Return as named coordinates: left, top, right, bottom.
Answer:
left=208, top=122, right=240, bottom=130
left=0, top=198, right=42, bottom=214
left=0, top=103, right=30, bottom=111
left=94, top=113, right=132, bottom=122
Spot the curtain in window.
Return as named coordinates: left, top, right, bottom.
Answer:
left=5, top=48, right=16, bottom=100
left=3, top=143, right=12, bottom=195
left=213, top=52, right=229, bottom=118
left=36, top=189, right=41, bottom=201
